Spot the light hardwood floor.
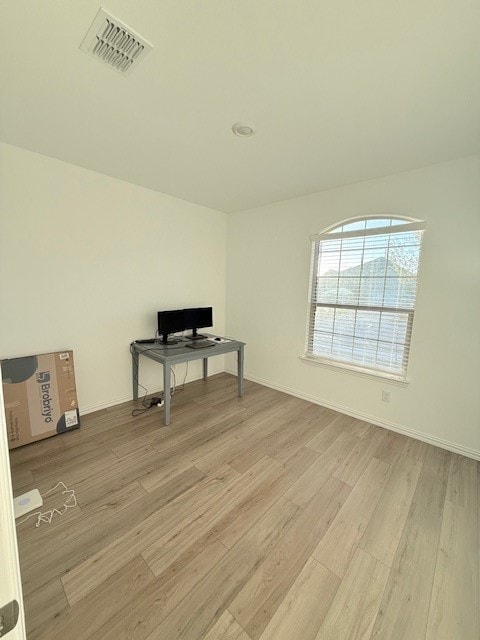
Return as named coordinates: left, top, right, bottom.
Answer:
left=9, top=373, right=479, bottom=640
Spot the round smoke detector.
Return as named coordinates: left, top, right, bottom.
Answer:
left=232, top=122, right=256, bottom=137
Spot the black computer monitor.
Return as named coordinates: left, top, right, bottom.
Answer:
left=184, top=307, right=213, bottom=340
left=157, top=309, right=185, bottom=344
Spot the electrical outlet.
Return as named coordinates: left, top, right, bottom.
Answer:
left=382, top=390, right=391, bottom=403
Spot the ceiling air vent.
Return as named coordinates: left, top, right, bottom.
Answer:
left=80, top=7, right=152, bottom=76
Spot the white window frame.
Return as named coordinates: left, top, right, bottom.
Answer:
left=304, top=215, right=426, bottom=381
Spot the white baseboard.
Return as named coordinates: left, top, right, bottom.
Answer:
left=80, top=388, right=164, bottom=415
left=227, top=369, right=480, bottom=462
left=80, top=369, right=217, bottom=416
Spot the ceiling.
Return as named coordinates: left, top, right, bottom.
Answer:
left=1, top=1, right=479, bottom=213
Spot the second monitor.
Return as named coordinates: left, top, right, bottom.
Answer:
left=184, top=307, right=213, bottom=340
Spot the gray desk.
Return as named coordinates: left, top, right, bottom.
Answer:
left=131, top=335, right=245, bottom=425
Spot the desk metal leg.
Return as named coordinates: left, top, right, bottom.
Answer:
left=163, top=363, right=171, bottom=426
left=237, top=345, right=244, bottom=397
left=203, top=357, right=208, bottom=380
left=132, top=351, right=139, bottom=401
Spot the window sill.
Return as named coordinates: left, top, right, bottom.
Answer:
left=299, top=354, right=410, bottom=386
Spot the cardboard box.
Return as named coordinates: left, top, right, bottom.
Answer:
left=1, top=350, right=80, bottom=449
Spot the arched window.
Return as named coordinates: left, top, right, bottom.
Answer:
left=305, top=215, right=426, bottom=380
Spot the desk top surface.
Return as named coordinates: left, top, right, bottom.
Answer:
left=131, top=334, right=245, bottom=364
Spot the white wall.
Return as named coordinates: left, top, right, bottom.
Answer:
left=226, top=156, right=480, bottom=459
left=0, top=143, right=227, bottom=412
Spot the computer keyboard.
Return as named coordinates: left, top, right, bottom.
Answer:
left=185, top=341, right=214, bottom=349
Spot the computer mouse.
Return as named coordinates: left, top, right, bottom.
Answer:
left=214, top=337, right=222, bottom=341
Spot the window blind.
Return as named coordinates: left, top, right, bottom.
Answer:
left=305, top=216, right=426, bottom=379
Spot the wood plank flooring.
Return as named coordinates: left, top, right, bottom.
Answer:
left=9, top=373, right=479, bottom=640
